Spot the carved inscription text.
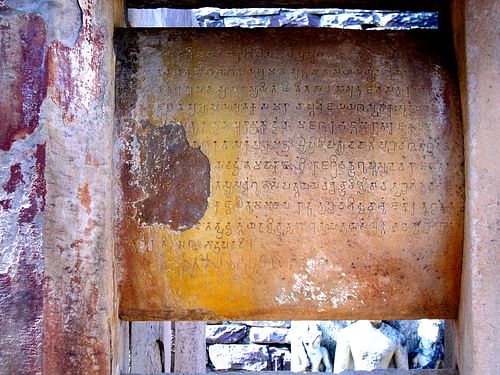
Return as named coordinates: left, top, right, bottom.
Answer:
left=116, top=29, right=464, bottom=320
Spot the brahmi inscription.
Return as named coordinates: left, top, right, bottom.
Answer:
left=115, top=29, right=464, bottom=320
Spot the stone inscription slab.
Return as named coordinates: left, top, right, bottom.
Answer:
left=115, top=29, right=463, bottom=320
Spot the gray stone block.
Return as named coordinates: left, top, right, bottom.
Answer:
left=223, top=16, right=273, bottom=28
left=208, top=344, right=269, bottom=371
left=219, top=8, right=281, bottom=17
left=206, top=324, right=247, bottom=344
left=249, top=327, right=290, bottom=344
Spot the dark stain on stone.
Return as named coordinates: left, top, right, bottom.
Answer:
left=0, top=14, right=48, bottom=151
left=18, top=144, right=46, bottom=225
left=114, top=29, right=140, bottom=120
left=4, top=163, right=24, bottom=193
left=135, top=122, right=210, bottom=230
left=0, top=199, right=12, bottom=210
left=0, top=248, right=44, bottom=374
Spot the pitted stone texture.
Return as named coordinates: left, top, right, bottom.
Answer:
left=249, top=327, right=290, bottom=344
left=206, top=324, right=247, bottom=344
left=208, top=344, right=269, bottom=371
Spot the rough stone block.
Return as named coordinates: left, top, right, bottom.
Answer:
left=239, top=321, right=291, bottom=328
left=273, top=10, right=321, bottom=27
left=206, top=324, right=247, bottom=344
left=208, top=344, right=269, bottom=371
left=223, top=16, right=273, bottom=28
left=249, top=327, right=291, bottom=344
left=219, top=8, right=281, bottom=17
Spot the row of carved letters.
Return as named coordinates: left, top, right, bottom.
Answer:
left=211, top=199, right=459, bottom=216
left=193, top=219, right=456, bottom=237
left=133, top=219, right=454, bottom=256
left=134, top=219, right=456, bottom=256
left=162, top=65, right=421, bottom=82
left=162, top=101, right=435, bottom=117
left=161, top=82, right=416, bottom=99
left=184, top=119, right=433, bottom=137
left=194, top=137, right=445, bottom=156
left=207, top=159, right=449, bottom=178
left=213, top=179, right=453, bottom=198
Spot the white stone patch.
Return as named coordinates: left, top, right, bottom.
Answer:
left=275, top=254, right=363, bottom=308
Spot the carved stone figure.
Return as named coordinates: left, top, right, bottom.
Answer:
left=412, top=320, right=444, bottom=369
left=333, top=320, right=408, bottom=372
left=291, top=321, right=332, bottom=372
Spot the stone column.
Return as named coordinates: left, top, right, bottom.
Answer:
left=0, top=1, right=124, bottom=374
left=451, top=0, right=500, bottom=373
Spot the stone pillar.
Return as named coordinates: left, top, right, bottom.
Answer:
left=451, top=0, right=500, bottom=373
left=173, top=322, right=207, bottom=373
left=0, top=1, right=124, bottom=374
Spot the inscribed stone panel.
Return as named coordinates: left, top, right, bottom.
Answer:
left=115, top=29, right=464, bottom=320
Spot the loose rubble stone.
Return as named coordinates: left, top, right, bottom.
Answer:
left=383, top=12, right=438, bottom=29
left=240, top=321, right=291, bottom=328
left=249, top=327, right=290, bottom=344
left=208, top=344, right=269, bottom=371
left=219, top=8, right=281, bottom=17
left=206, top=324, right=247, bottom=344
left=273, top=10, right=320, bottom=27
left=319, top=12, right=381, bottom=29
left=223, top=16, right=273, bottom=28
left=199, top=19, right=224, bottom=27
left=194, top=7, right=221, bottom=20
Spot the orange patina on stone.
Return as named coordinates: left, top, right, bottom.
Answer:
left=115, top=29, right=464, bottom=320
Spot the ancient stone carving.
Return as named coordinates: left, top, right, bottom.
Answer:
left=292, top=322, right=332, bottom=372
left=116, top=28, right=464, bottom=320
left=412, top=320, right=444, bottom=369
left=333, top=320, right=408, bottom=372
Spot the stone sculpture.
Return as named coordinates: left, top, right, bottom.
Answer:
left=412, top=320, right=444, bottom=369
left=291, top=322, right=332, bottom=372
left=333, top=320, right=408, bottom=372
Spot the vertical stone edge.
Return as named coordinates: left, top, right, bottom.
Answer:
left=451, top=0, right=500, bottom=373
left=40, top=0, right=124, bottom=374
left=0, top=10, right=49, bottom=375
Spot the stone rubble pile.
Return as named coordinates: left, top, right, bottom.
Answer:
left=194, top=8, right=438, bottom=29
left=206, top=321, right=292, bottom=371
left=206, top=320, right=444, bottom=371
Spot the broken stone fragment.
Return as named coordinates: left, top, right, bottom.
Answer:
left=249, top=327, right=290, bottom=344
left=238, top=320, right=291, bottom=328
left=219, top=8, right=281, bottom=17
left=208, top=344, right=269, bottom=371
left=206, top=324, right=247, bottom=344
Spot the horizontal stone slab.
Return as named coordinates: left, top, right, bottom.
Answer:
left=116, top=28, right=464, bottom=321
left=206, top=324, right=247, bottom=343
left=249, top=327, right=291, bottom=344
left=208, top=344, right=269, bottom=371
